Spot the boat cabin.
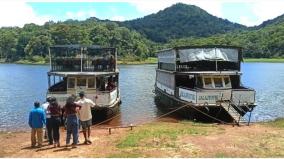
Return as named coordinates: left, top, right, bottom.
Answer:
left=47, top=45, right=119, bottom=107
left=156, top=46, right=255, bottom=107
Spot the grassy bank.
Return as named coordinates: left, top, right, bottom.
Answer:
left=1, top=119, right=284, bottom=157
left=244, top=58, right=284, bottom=63
left=4, top=57, right=284, bottom=65
left=117, top=57, right=157, bottom=65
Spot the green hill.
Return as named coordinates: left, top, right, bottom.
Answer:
left=0, top=3, right=284, bottom=62
left=122, top=3, right=246, bottom=42
left=167, top=22, right=284, bottom=58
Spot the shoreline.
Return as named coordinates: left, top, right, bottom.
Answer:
left=1, top=58, right=284, bottom=65
left=0, top=119, right=283, bottom=157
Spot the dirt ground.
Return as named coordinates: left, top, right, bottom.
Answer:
left=0, top=122, right=283, bottom=158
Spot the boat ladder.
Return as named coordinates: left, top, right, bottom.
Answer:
left=220, top=101, right=248, bottom=126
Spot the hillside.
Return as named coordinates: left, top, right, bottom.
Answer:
left=168, top=21, right=284, bottom=58
left=0, top=20, right=155, bottom=62
left=0, top=2, right=284, bottom=62
left=255, top=14, right=284, bottom=29
left=122, top=3, right=246, bottom=42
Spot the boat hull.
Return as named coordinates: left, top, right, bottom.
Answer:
left=155, top=87, right=254, bottom=123
left=91, top=98, right=121, bottom=122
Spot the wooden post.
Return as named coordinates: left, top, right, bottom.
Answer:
left=108, top=128, right=111, bottom=135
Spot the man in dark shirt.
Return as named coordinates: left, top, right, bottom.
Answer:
left=28, top=101, right=46, bottom=148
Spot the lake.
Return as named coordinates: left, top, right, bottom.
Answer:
left=0, top=63, right=284, bottom=131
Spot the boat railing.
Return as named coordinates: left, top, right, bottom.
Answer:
left=177, top=61, right=240, bottom=72
left=51, top=57, right=116, bottom=72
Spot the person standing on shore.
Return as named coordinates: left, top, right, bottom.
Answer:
left=41, top=97, right=52, bottom=144
left=28, top=101, right=46, bottom=148
left=76, top=91, right=96, bottom=144
left=47, top=97, right=62, bottom=147
left=64, top=96, right=81, bottom=147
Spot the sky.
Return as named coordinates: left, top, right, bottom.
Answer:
left=0, top=0, right=284, bottom=27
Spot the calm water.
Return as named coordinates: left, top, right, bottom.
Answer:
left=0, top=63, right=284, bottom=131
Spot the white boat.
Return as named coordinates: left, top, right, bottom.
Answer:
left=154, top=45, right=256, bottom=124
left=47, top=45, right=121, bottom=121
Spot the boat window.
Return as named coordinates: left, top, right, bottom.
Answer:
left=196, top=76, right=203, bottom=88
left=77, top=78, right=86, bottom=87
left=88, top=78, right=95, bottom=88
left=213, top=77, right=223, bottom=88
left=204, top=77, right=213, bottom=88
left=224, top=77, right=231, bottom=88
left=67, top=78, right=75, bottom=89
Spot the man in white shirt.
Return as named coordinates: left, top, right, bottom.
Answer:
left=41, top=97, right=52, bottom=144
left=76, top=91, right=96, bottom=144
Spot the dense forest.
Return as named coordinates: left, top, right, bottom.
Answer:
left=0, top=3, right=284, bottom=63
left=0, top=20, right=155, bottom=62
left=167, top=22, right=284, bottom=58
left=122, top=3, right=245, bottom=42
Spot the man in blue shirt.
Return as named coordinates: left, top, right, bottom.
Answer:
left=29, top=101, right=46, bottom=148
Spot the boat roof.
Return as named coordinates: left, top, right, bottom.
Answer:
left=48, top=70, right=119, bottom=77
left=50, top=44, right=115, bottom=50
left=156, top=45, right=242, bottom=53
left=157, top=69, right=242, bottom=75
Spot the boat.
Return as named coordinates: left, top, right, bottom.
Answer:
left=47, top=45, right=121, bottom=121
left=154, top=45, right=256, bottom=124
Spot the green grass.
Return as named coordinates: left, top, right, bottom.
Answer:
left=118, top=57, right=157, bottom=65
left=263, top=118, right=284, bottom=128
left=244, top=58, right=284, bottom=63
left=117, top=121, right=219, bottom=148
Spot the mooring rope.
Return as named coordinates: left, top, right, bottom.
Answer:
left=91, top=101, right=236, bottom=131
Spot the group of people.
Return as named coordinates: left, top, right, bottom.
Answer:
left=28, top=91, right=96, bottom=148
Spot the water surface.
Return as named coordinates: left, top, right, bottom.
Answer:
left=0, top=63, right=283, bottom=131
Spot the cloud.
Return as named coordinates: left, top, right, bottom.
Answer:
left=110, top=15, right=125, bottom=21
left=250, top=0, right=284, bottom=26
left=65, top=10, right=96, bottom=20
left=0, top=1, right=50, bottom=27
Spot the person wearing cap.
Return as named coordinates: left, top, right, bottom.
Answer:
left=41, top=97, right=52, bottom=144
left=47, top=97, right=62, bottom=147
left=76, top=91, right=96, bottom=144
left=28, top=101, right=46, bottom=148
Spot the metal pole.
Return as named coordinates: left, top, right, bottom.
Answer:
left=248, top=111, right=252, bottom=126
left=81, top=47, right=83, bottom=72
left=48, top=75, right=50, bottom=88
left=115, top=48, right=117, bottom=71
left=215, top=48, right=217, bottom=71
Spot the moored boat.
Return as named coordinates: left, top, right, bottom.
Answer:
left=154, top=45, right=256, bottom=124
left=47, top=45, right=121, bottom=121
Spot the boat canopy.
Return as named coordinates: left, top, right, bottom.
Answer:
left=157, top=46, right=242, bottom=64
left=48, top=45, right=117, bottom=72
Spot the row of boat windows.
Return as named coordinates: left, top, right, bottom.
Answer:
left=198, top=76, right=231, bottom=89
left=68, top=78, right=95, bottom=89
left=67, top=76, right=117, bottom=91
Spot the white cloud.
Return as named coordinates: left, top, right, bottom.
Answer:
left=0, top=1, right=51, bottom=27
left=110, top=15, right=125, bottom=21
left=65, top=10, right=96, bottom=20
left=250, top=0, right=284, bottom=26
left=239, top=16, right=260, bottom=27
